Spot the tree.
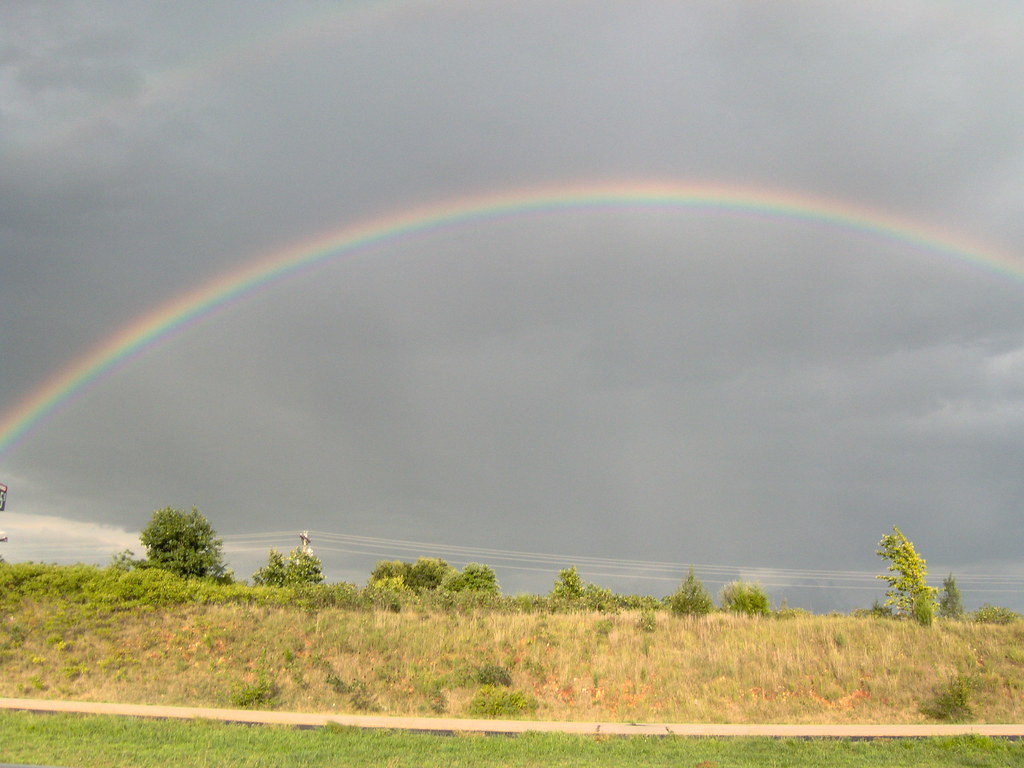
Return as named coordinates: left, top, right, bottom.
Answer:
left=367, top=557, right=455, bottom=594
left=442, top=562, right=500, bottom=594
left=550, top=565, right=585, bottom=601
left=666, top=567, right=714, bottom=616
left=719, top=580, right=770, bottom=616
left=139, top=506, right=226, bottom=580
left=252, top=547, right=324, bottom=587
left=285, top=547, right=324, bottom=586
left=876, top=526, right=936, bottom=616
left=252, top=549, right=288, bottom=586
left=939, top=573, right=964, bottom=619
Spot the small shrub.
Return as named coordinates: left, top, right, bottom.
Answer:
left=971, top=604, right=1021, bottom=624
left=325, top=672, right=351, bottom=694
left=347, top=680, right=378, bottom=712
left=550, top=566, right=585, bottom=601
left=636, top=608, right=657, bottom=633
left=666, top=568, right=714, bottom=617
left=921, top=674, right=974, bottom=722
left=230, top=672, right=278, bottom=709
left=466, top=685, right=538, bottom=718
left=913, top=591, right=935, bottom=626
left=593, top=618, right=614, bottom=638
left=475, top=663, right=513, bottom=687
left=719, top=581, right=770, bottom=616
left=428, top=682, right=448, bottom=714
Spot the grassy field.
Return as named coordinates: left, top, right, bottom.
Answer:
left=2, top=711, right=1024, bottom=768
left=2, top=595, right=1023, bottom=724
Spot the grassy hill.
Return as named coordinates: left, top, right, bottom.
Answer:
left=1, top=563, right=1022, bottom=724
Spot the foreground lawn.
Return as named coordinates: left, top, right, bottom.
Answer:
left=1, top=712, right=1023, bottom=768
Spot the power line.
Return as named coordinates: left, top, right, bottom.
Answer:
left=221, top=530, right=1024, bottom=592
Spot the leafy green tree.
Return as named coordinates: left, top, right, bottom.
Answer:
left=405, top=557, right=456, bottom=592
left=876, top=526, right=936, bottom=616
left=368, top=557, right=455, bottom=594
left=369, top=560, right=409, bottom=585
left=252, top=549, right=288, bottom=586
left=719, top=580, right=770, bottom=616
left=286, top=547, right=324, bottom=585
left=139, top=506, right=226, bottom=580
left=939, top=573, right=964, bottom=619
left=253, top=547, right=324, bottom=587
left=550, top=565, right=585, bottom=600
left=442, top=562, right=500, bottom=594
left=666, top=567, right=714, bottom=616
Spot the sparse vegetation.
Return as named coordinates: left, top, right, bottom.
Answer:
left=2, top=559, right=1023, bottom=724
left=920, top=674, right=974, bottom=722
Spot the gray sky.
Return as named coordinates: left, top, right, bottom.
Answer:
left=2, top=0, right=1024, bottom=611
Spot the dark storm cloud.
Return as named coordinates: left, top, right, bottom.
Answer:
left=2, top=1, right=1023, bottom=609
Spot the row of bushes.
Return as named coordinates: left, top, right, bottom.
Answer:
left=3, top=560, right=1020, bottom=623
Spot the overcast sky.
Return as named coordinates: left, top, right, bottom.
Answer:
left=2, top=1, right=1024, bottom=611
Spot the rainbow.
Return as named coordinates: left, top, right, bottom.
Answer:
left=1, top=179, right=1021, bottom=459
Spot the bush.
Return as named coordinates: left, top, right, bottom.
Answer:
left=666, top=568, right=714, bottom=617
left=466, top=685, right=538, bottom=718
left=719, top=581, right=770, bottom=616
left=913, top=591, right=935, bottom=626
left=550, top=565, right=585, bottom=601
left=636, top=608, right=657, bottom=632
left=920, top=674, right=974, bottom=722
left=970, top=604, right=1021, bottom=624
left=229, top=671, right=278, bottom=709
left=442, top=562, right=500, bottom=594
left=475, top=663, right=513, bottom=687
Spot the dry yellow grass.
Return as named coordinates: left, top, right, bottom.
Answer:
left=3, top=601, right=1023, bottom=724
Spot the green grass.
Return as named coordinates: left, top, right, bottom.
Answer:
left=1, top=712, right=1022, bottom=768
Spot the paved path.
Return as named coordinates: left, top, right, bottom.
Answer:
left=1, top=697, right=1022, bottom=738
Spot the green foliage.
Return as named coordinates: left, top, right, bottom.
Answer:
left=581, top=583, right=617, bottom=612
left=938, top=574, right=964, bottom=619
left=368, top=558, right=456, bottom=594
left=920, top=674, right=974, bottom=722
left=913, top=590, right=935, bottom=627
left=474, top=663, right=513, bottom=687
left=139, top=506, right=226, bottom=580
left=970, top=604, right=1021, bottom=624
left=229, top=670, right=278, bottom=709
left=876, top=526, right=936, bottom=617
left=719, top=581, right=770, bottom=616
left=252, top=549, right=287, bottom=586
left=253, top=547, right=325, bottom=587
left=442, top=562, right=500, bottom=594
left=550, top=565, right=585, bottom=601
left=109, top=549, right=145, bottom=572
left=466, top=685, right=538, bottom=717
left=636, top=608, right=657, bottom=632
left=666, top=567, right=714, bottom=617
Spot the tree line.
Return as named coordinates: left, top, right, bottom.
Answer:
left=109, top=507, right=1013, bottom=621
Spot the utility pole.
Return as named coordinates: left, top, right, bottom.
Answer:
left=0, top=482, right=7, bottom=542
left=299, top=530, right=311, bottom=555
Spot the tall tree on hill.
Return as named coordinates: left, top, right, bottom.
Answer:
left=876, top=526, right=936, bottom=616
left=139, top=506, right=227, bottom=580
